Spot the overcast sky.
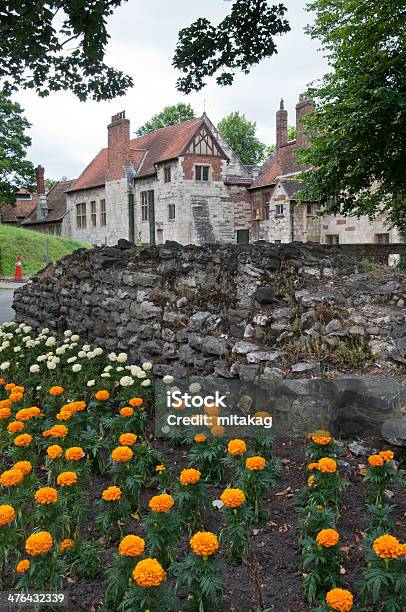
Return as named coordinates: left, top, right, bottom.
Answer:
left=15, top=0, right=328, bottom=180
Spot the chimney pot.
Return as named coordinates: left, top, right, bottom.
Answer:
left=35, top=165, right=45, bottom=195
left=295, top=93, right=315, bottom=148
left=107, top=111, right=130, bottom=181
left=276, top=98, right=288, bottom=149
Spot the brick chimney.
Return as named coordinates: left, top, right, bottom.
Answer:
left=107, top=111, right=130, bottom=181
left=295, top=93, right=315, bottom=148
left=35, top=165, right=48, bottom=219
left=276, top=98, right=288, bottom=149
left=35, top=165, right=45, bottom=195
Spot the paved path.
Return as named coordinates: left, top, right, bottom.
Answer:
left=0, top=281, right=28, bottom=324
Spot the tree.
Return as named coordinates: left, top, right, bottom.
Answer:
left=217, top=112, right=266, bottom=165
left=298, top=0, right=406, bottom=231
left=263, top=126, right=296, bottom=159
left=0, top=1, right=133, bottom=101
left=0, top=93, right=35, bottom=204
left=136, top=103, right=196, bottom=136
left=173, top=0, right=290, bottom=93
left=288, top=125, right=296, bottom=141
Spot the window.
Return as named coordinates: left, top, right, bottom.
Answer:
left=326, top=234, right=339, bottom=244
left=164, top=167, right=171, bottom=183
left=100, top=199, right=106, bottom=226
left=195, top=165, right=209, bottom=181
left=141, top=190, right=154, bottom=222
left=262, top=193, right=270, bottom=220
left=76, top=202, right=86, bottom=229
left=168, top=203, right=176, bottom=221
left=90, top=201, right=97, bottom=227
left=307, top=203, right=315, bottom=216
left=375, top=233, right=389, bottom=244
left=275, top=204, right=284, bottom=217
left=16, top=193, right=32, bottom=200
left=275, top=240, right=281, bottom=244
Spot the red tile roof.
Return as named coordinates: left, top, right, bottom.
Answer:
left=0, top=194, right=38, bottom=224
left=67, top=117, right=215, bottom=192
left=22, top=179, right=76, bottom=225
left=250, top=141, right=309, bottom=190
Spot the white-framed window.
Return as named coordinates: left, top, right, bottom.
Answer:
left=141, top=191, right=149, bottom=221
left=375, top=233, right=389, bottom=244
left=90, top=201, right=97, bottom=227
left=168, top=203, right=176, bottom=221
left=275, top=204, right=284, bottom=217
left=100, top=199, right=106, bottom=226
left=195, top=165, right=210, bottom=181
left=76, top=202, right=86, bottom=228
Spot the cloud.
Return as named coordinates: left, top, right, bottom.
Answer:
left=15, top=0, right=328, bottom=180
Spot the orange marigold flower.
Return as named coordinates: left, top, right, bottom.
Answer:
left=373, top=534, right=401, bottom=559
left=155, top=464, right=165, bottom=472
left=399, top=543, right=406, bottom=557
left=14, top=461, right=32, bottom=475
left=56, top=471, right=78, bottom=487
left=0, top=399, right=11, bottom=409
left=60, top=539, right=75, bottom=552
left=65, top=447, right=85, bottom=461
left=133, top=558, right=166, bottom=587
left=120, top=407, right=134, bottom=417
left=316, top=528, right=340, bottom=548
left=49, top=386, right=64, bottom=396
left=47, top=445, right=63, bottom=460
left=0, top=469, right=24, bottom=487
left=14, top=433, right=32, bottom=447
left=0, top=378, right=4, bottom=385
left=102, top=486, right=122, bottom=501
left=7, top=421, right=23, bottom=433
left=9, top=392, right=24, bottom=403
left=309, top=430, right=333, bottom=445
left=129, top=397, right=143, bottom=407
left=119, top=433, right=138, bottom=446
left=325, top=588, right=353, bottom=612
left=5, top=383, right=15, bottom=391
left=220, top=488, right=246, bottom=508
left=317, top=457, right=337, bottom=473
left=308, top=462, right=319, bottom=471
left=25, top=531, right=53, bottom=556
left=34, top=487, right=58, bottom=504
left=45, top=424, right=68, bottom=438
left=71, top=401, right=86, bottom=412
left=227, top=439, right=247, bottom=456
left=0, top=407, right=11, bottom=419
left=194, top=433, right=206, bottom=443
left=119, top=535, right=145, bottom=557
left=254, top=410, right=271, bottom=422
left=190, top=531, right=219, bottom=557
left=204, top=404, right=220, bottom=416
left=246, top=456, right=266, bottom=471
left=16, top=559, right=30, bottom=573
left=211, top=424, right=225, bottom=436
left=13, top=386, right=25, bottom=393
left=95, top=390, right=110, bottom=401
left=379, top=450, right=394, bottom=462
left=0, top=504, right=16, bottom=526
left=149, top=493, right=175, bottom=513
left=180, top=468, right=201, bottom=485
left=111, top=446, right=133, bottom=463
left=56, top=409, right=73, bottom=421
left=368, top=454, right=384, bottom=467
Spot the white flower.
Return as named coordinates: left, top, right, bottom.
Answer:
left=71, top=335, right=79, bottom=342
left=86, top=351, right=96, bottom=359
left=82, top=344, right=90, bottom=352
left=45, top=337, right=56, bottom=347
left=47, top=362, right=57, bottom=370
left=64, top=330, right=73, bottom=337
left=117, top=352, right=128, bottom=363
left=2, top=341, right=10, bottom=349
left=67, top=356, right=77, bottom=364
left=87, top=380, right=96, bottom=387
left=163, top=375, right=174, bottom=385
left=36, top=386, right=42, bottom=391
left=55, top=347, right=66, bottom=355
left=69, top=343, right=78, bottom=349
left=142, top=362, right=153, bottom=371
left=189, top=382, right=202, bottom=393
left=13, top=346, right=21, bottom=353
left=93, top=347, right=103, bottom=356
left=108, top=352, right=117, bottom=362
left=101, top=372, right=110, bottom=378
left=136, top=370, right=147, bottom=379
left=37, top=355, right=47, bottom=362
left=0, top=362, right=10, bottom=370
left=41, top=328, right=50, bottom=334
left=104, top=365, right=113, bottom=372
left=23, top=326, right=32, bottom=333
left=22, top=335, right=32, bottom=343
left=30, top=364, right=40, bottom=373
left=130, top=366, right=142, bottom=377
left=78, top=351, right=87, bottom=358
left=51, top=356, right=60, bottom=365
left=119, top=376, right=134, bottom=387
left=116, top=366, right=124, bottom=372
left=72, top=364, right=82, bottom=373
left=141, top=379, right=151, bottom=387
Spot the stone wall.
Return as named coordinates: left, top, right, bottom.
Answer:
left=13, top=241, right=406, bottom=441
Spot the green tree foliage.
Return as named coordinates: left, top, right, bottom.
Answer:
left=0, top=93, right=35, bottom=204
left=299, top=0, right=406, bottom=231
left=136, top=103, right=196, bottom=136
left=264, top=126, right=296, bottom=159
left=217, top=112, right=266, bottom=165
left=288, top=125, right=296, bottom=141
left=173, top=0, right=290, bottom=93
left=0, top=1, right=133, bottom=101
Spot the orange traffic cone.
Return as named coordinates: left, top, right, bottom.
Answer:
left=14, top=256, right=23, bottom=281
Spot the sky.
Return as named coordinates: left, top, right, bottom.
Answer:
left=15, top=0, right=328, bottom=181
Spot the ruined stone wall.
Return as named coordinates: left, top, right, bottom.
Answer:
left=13, top=241, right=406, bottom=441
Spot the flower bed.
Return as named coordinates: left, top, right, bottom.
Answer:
left=0, top=322, right=405, bottom=611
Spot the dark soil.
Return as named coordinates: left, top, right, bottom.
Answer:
left=61, top=438, right=406, bottom=612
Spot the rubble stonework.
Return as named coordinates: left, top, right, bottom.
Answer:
left=13, top=241, right=406, bottom=440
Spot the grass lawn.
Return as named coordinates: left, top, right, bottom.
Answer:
left=0, top=224, right=90, bottom=277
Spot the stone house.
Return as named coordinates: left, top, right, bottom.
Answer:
left=62, top=112, right=253, bottom=246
